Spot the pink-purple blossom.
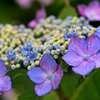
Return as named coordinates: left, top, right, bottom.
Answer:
left=77, top=1, right=100, bottom=21
left=28, top=8, right=46, bottom=28
left=15, top=0, right=33, bottom=9
left=0, top=59, right=12, bottom=95
left=27, top=53, right=63, bottom=96
left=62, top=34, right=100, bottom=76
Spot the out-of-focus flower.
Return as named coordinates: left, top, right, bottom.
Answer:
left=62, top=34, right=100, bottom=76
left=38, top=0, right=55, bottom=6
left=27, top=54, right=63, bottom=96
left=0, top=59, right=12, bottom=95
left=28, top=20, right=38, bottom=28
left=28, top=8, right=46, bottom=28
left=15, top=0, right=33, bottom=9
left=1, top=89, right=17, bottom=100
left=77, top=1, right=100, bottom=21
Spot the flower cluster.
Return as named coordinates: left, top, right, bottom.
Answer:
left=78, top=1, right=100, bottom=21
left=0, top=16, right=96, bottom=70
left=1, top=15, right=100, bottom=97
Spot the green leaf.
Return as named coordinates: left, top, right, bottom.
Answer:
left=7, top=69, right=34, bottom=93
left=70, top=69, right=100, bottom=100
left=43, top=90, right=60, bottom=100
left=7, top=69, right=27, bottom=78
left=58, top=6, right=78, bottom=19
left=17, top=88, right=40, bottom=100
left=61, top=71, right=80, bottom=99
left=61, top=61, right=68, bottom=72
left=46, top=0, right=65, bottom=16
left=61, top=68, right=100, bottom=100
left=57, top=55, right=68, bottom=72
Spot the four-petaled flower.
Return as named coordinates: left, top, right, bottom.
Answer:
left=77, top=1, right=100, bottom=21
left=62, top=34, right=100, bottom=76
left=0, top=59, right=12, bottom=95
left=27, top=53, right=63, bottom=96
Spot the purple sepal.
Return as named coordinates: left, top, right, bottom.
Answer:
left=68, top=36, right=87, bottom=56
left=0, top=75, right=12, bottom=93
left=62, top=50, right=83, bottom=66
left=86, top=34, right=100, bottom=56
left=77, top=4, right=86, bottom=16
left=52, top=65, right=63, bottom=90
left=40, top=53, right=57, bottom=74
left=28, top=20, right=38, bottom=28
left=35, top=79, right=52, bottom=97
left=72, top=61, right=95, bottom=76
left=0, top=59, right=7, bottom=77
left=27, top=67, right=47, bottom=84
left=36, top=8, right=46, bottom=22
left=88, top=1, right=99, bottom=9
left=90, top=54, right=100, bottom=69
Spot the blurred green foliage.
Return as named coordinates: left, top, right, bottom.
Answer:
left=0, top=0, right=96, bottom=26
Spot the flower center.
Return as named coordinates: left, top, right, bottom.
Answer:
left=83, top=54, right=89, bottom=60
left=89, top=13, right=94, bottom=18
left=47, top=74, right=52, bottom=79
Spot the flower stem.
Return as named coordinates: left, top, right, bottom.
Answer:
left=56, top=85, right=69, bottom=100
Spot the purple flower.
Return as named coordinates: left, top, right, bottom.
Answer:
left=64, top=28, right=77, bottom=41
left=28, top=20, right=37, bottom=28
left=26, top=50, right=37, bottom=61
left=27, top=54, right=63, bottom=96
left=28, top=8, right=46, bottom=28
left=6, top=51, right=16, bottom=61
left=77, top=1, right=100, bottom=21
left=62, top=34, right=100, bottom=76
left=95, top=26, right=100, bottom=38
left=0, top=59, right=12, bottom=95
left=15, top=0, right=33, bottom=9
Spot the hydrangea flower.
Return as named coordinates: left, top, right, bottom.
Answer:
left=28, top=8, right=46, bottom=28
left=77, top=1, right=100, bottom=21
left=0, top=59, right=12, bottom=95
left=95, top=26, right=100, bottom=38
left=62, top=34, right=100, bottom=76
left=64, top=28, right=77, bottom=41
left=15, top=0, right=33, bottom=9
left=6, top=51, right=16, bottom=61
left=27, top=54, right=63, bottom=96
left=21, top=39, right=32, bottom=57
left=26, top=50, right=37, bottom=61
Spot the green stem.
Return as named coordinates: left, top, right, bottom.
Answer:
left=56, top=85, right=69, bottom=100
left=70, top=69, right=97, bottom=100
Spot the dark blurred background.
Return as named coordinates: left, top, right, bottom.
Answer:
left=0, top=0, right=95, bottom=27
